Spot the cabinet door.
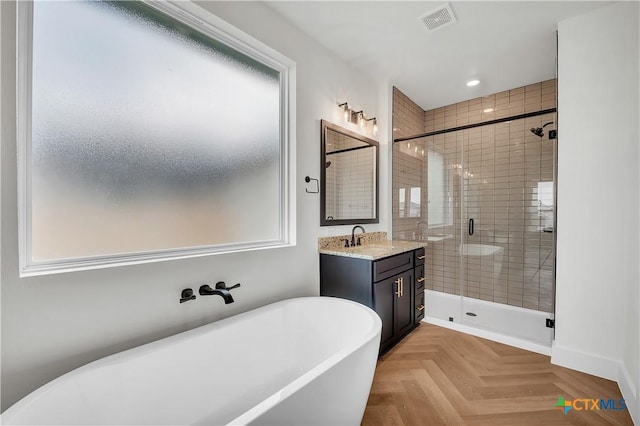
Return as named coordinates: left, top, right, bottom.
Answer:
left=395, top=269, right=414, bottom=337
left=374, top=277, right=395, bottom=350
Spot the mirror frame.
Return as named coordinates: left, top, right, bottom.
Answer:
left=320, top=119, right=379, bottom=226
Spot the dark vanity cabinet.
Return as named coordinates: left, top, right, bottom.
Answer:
left=320, top=247, right=426, bottom=354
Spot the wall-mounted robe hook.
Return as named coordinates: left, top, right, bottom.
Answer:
left=305, top=176, right=319, bottom=193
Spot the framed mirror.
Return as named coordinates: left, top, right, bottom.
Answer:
left=320, top=120, right=379, bottom=226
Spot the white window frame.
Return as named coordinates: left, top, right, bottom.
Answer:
left=17, top=0, right=296, bottom=277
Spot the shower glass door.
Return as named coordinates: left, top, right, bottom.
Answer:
left=393, top=111, right=555, bottom=347
left=459, top=114, right=555, bottom=345
left=422, top=131, right=464, bottom=298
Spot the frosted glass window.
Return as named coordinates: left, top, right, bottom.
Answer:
left=19, top=1, right=292, bottom=275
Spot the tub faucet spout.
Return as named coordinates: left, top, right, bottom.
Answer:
left=199, top=282, right=240, bottom=304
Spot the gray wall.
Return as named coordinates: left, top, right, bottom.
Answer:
left=0, top=1, right=386, bottom=410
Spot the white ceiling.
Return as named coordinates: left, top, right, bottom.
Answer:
left=264, top=1, right=612, bottom=110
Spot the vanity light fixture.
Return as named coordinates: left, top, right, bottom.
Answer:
left=336, top=101, right=378, bottom=136
left=365, top=117, right=378, bottom=136
left=352, top=110, right=364, bottom=128
left=338, top=102, right=350, bottom=122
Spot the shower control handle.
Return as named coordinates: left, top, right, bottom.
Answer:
left=468, top=218, right=474, bottom=236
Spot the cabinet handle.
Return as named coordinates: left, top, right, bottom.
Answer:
left=417, top=304, right=425, bottom=311
left=417, top=255, right=426, bottom=260
left=417, top=277, right=425, bottom=283
left=395, top=278, right=401, bottom=297
left=400, top=277, right=404, bottom=297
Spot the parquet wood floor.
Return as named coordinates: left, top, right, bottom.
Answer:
left=362, top=323, right=633, bottom=426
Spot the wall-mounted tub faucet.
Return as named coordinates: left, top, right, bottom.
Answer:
left=199, top=282, right=241, bottom=304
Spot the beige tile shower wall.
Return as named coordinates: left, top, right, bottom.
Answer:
left=392, top=87, right=428, bottom=239
left=424, top=79, right=557, bottom=132
left=392, top=145, right=425, bottom=239
left=393, top=87, right=426, bottom=139
left=393, top=79, right=557, bottom=313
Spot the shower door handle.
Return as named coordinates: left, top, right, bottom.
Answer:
left=468, top=218, right=474, bottom=236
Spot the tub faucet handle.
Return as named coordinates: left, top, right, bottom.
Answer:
left=179, top=288, right=196, bottom=304
left=215, top=281, right=241, bottom=291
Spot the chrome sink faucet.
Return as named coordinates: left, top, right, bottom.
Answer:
left=351, top=225, right=365, bottom=247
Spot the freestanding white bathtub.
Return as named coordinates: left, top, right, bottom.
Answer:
left=1, top=297, right=382, bottom=425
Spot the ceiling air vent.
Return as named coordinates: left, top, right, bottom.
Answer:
left=419, top=3, right=456, bottom=31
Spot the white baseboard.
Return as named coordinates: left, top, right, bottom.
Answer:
left=550, top=343, right=619, bottom=381
left=618, top=364, right=639, bottom=425
left=423, top=316, right=552, bottom=356
left=551, top=344, right=639, bottom=424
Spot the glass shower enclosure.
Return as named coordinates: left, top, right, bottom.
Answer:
left=393, top=112, right=556, bottom=347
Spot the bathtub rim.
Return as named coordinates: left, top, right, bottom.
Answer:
left=1, top=296, right=382, bottom=425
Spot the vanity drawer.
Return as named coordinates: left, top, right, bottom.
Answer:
left=415, top=264, right=425, bottom=293
left=415, top=292, right=425, bottom=323
left=373, top=252, right=414, bottom=282
left=415, top=247, right=426, bottom=266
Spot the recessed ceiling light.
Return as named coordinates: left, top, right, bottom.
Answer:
left=466, top=79, right=480, bottom=87
left=483, top=108, right=494, bottom=113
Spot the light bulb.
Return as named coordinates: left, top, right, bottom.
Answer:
left=373, top=121, right=378, bottom=136
left=359, top=113, right=365, bottom=128
left=343, top=108, right=349, bottom=122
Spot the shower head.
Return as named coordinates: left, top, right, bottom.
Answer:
left=530, top=121, right=554, bottom=137
left=325, top=161, right=332, bottom=168
left=530, top=127, right=545, bottom=137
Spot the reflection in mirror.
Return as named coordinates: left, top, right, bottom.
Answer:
left=321, top=120, right=379, bottom=226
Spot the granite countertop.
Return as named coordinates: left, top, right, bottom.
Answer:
left=318, top=232, right=427, bottom=260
